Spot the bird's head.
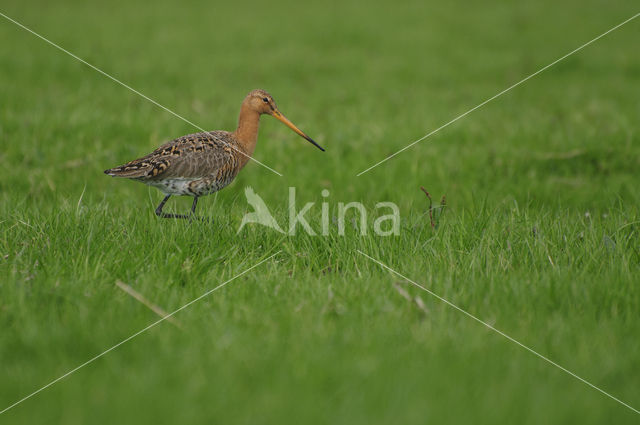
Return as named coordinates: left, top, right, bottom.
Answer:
left=244, top=89, right=324, bottom=151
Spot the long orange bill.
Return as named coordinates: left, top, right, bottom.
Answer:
left=273, top=110, right=325, bottom=152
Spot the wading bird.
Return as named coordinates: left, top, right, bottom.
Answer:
left=104, top=89, right=324, bottom=219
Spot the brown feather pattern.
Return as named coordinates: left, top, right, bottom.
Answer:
left=104, top=130, right=246, bottom=196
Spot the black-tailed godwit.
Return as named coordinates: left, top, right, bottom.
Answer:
left=104, top=89, right=324, bottom=219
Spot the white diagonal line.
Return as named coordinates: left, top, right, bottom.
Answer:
left=356, top=249, right=640, bottom=415
left=357, top=12, right=640, bottom=176
left=0, top=11, right=283, bottom=177
left=0, top=251, right=280, bottom=415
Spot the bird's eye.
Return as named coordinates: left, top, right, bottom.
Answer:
left=262, top=97, right=269, bottom=103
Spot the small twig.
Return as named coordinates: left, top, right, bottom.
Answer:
left=420, top=187, right=435, bottom=228
left=115, top=280, right=182, bottom=329
left=413, top=295, right=429, bottom=314
left=393, top=282, right=412, bottom=301
left=393, top=282, right=429, bottom=315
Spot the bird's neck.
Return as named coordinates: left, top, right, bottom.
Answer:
left=233, top=102, right=261, bottom=165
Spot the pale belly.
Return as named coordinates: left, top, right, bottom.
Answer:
left=145, top=177, right=233, bottom=196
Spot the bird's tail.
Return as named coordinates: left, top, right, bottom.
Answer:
left=104, top=163, right=150, bottom=178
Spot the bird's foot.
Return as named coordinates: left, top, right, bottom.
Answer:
left=155, top=211, right=212, bottom=223
left=157, top=213, right=191, bottom=220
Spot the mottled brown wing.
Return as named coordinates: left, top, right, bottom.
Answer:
left=105, top=131, right=240, bottom=180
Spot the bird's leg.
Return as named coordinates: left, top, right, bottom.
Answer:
left=188, top=196, right=213, bottom=223
left=155, top=195, right=171, bottom=216
left=154, top=195, right=189, bottom=219
left=191, top=196, right=198, bottom=215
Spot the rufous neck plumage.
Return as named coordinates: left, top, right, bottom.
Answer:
left=232, top=99, right=261, bottom=166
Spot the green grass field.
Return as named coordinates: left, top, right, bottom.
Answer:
left=1, top=0, right=639, bottom=423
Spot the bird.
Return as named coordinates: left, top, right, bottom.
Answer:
left=104, top=89, right=324, bottom=219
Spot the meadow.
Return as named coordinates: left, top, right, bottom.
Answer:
left=1, top=0, right=639, bottom=423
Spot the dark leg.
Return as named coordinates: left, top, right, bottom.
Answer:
left=191, top=196, right=198, bottom=214
left=189, top=196, right=213, bottom=222
left=154, top=195, right=189, bottom=219
left=155, top=195, right=171, bottom=216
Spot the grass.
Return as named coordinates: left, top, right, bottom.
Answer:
left=1, top=0, right=639, bottom=423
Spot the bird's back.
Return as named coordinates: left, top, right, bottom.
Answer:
left=105, top=131, right=243, bottom=180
